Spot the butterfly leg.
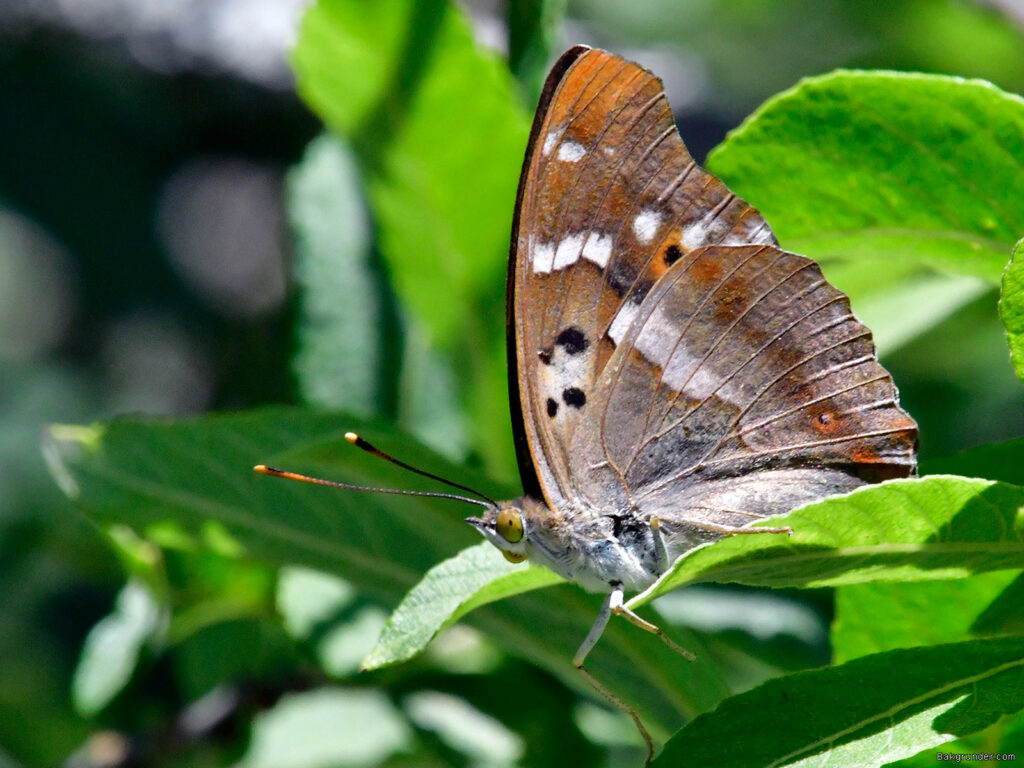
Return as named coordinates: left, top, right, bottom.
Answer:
left=609, top=582, right=696, bottom=662
left=574, top=587, right=655, bottom=764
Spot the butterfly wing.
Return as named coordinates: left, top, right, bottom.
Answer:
left=510, top=47, right=776, bottom=510
left=574, top=242, right=917, bottom=534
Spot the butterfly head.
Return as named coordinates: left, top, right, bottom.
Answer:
left=466, top=504, right=530, bottom=563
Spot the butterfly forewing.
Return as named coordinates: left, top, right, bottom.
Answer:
left=512, top=47, right=779, bottom=510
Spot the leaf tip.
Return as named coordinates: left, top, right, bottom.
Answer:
left=42, top=422, right=104, bottom=500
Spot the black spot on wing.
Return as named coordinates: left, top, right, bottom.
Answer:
left=664, top=244, right=682, bottom=266
left=563, top=387, right=586, bottom=408
left=555, top=327, right=588, bottom=355
left=538, top=348, right=552, bottom=365
left=546, top=397, right=558, bottom=417
left=607, top=257, right=642, bottom=297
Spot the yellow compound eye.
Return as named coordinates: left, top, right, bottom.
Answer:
left=496, top=508, right=524, bottom=543
left=502, top=550, right=527, bottom=563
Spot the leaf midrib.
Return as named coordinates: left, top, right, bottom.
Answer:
left=683, top=539, right=1024, bottom=584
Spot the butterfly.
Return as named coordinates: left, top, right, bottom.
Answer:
left=258, top=45, right=918, bottom=763
left=465, top=45, right=918, bottom=755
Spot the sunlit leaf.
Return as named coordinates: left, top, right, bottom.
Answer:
left=292, top=0, right=529, bottom=476
left=653, top=635, right=1024, bottom=767
left=831, top=572, right=1020, bottom=664
left=889, top=708, right=1024, bottom=767
left=363, top=542, right=561, bottom=670
left=709, top=72, right=1024, bottom=283
left=365, top=476, right=1024, bottom=671
left=287, top=134, right=471, bottom=461
left=277, top=567, right=355, bottom=639
left=999, top=237, right=1024, bottom=382
left=630, top=476, right=1024, bottom=607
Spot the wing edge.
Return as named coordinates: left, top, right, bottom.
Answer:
left=506, top=45, right=595, bottom=503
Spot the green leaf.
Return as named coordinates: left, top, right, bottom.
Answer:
left=174, top=618, right=293, bottom=701
left=287, top=134, right=387, bottom=417
left=404, top=690, right=525, bottom=764
left=922, top=437, right=1024, bottom=486
left=889, top=708, right=1024, bottom=766
left=842, top=271, right=990, bottom=357
left=653, top=635, right=1024, bottom=767
left=831, top=572, right=1020, bottom=664
left=277, top=567, right=355, bottom=639
left=277, top=568, right=390, bottom=679
left=708, top=72, right=1024, bottom=283
left=71, top=581, right=163, bottom=715
left=45, top=410, right=490, bottom=607
left=970, top=572, right=1024, bottom=636
left=316, top=606, right=389, bottom=678
left=465, top=582, right=732, bottom=736
left=628, top=476, right=1024, bottom=608
left=239, top=688, right=413, bottom=768
left=162, top=549, right=277, bottom=647
left=395, top=323, right=472, bottom=462
left=507, top=0, right=567, bottom=103
left=363, top=542, right=561, bottom=670
left=569, top=0, right=1024, bottom=121
left=47, top=410, right=731, bottom=736
left=287, top=135, right=471, bottom=460
left=1000, top=237, right=1024, bottom=382
left=372, top=475, right=1024, bottom=676
left=364, top=542, right=735, bottom=733
left=292, top=0, right=529, bottom=477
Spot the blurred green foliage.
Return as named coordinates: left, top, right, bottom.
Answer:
left=1, top=0, right=1023, bottom=766
left=1002, top=238, right=1024, bottom=380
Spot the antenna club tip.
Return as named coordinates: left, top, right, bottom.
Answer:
left=253, top=464, right=268, bottom=473
left=344, top=432, right=358, bottom=444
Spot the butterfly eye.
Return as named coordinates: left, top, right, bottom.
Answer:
left=502, top=550, right=527, bottom=563
left=496, top=508, right=524, bottom=543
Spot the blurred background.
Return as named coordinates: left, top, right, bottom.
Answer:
left=2, top=0, right=1024, bottom=766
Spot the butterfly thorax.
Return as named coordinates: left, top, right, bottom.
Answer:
left=467, top=496, right=663, bottom=593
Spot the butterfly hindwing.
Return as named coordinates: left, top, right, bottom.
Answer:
left=511, top=47, right=778, bottom=510
left=573, top=243, right=917, bottom=522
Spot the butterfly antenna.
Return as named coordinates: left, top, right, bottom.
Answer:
left=253, top=464, right=493, bottom=510
left=343, top=432, right=498, bottom=507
